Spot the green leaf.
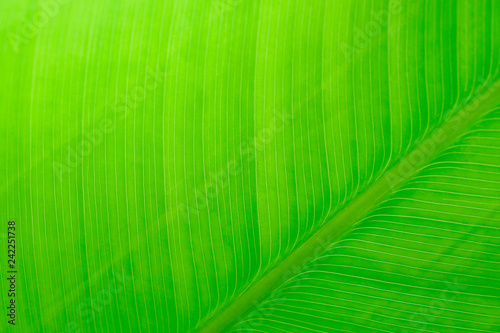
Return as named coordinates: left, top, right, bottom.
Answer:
left=1, top=0, right=500, bottom=332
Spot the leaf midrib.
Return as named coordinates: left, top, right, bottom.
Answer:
left=197, top=79, right=500, bottom=333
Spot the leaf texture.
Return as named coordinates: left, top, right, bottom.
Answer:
left=0, top=0, right=499, bottom=332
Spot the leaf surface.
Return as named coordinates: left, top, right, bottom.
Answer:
left=0, top=0, right=499, bottom=332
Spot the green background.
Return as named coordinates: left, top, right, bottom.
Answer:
left=1, top=0, right=500, bottom=332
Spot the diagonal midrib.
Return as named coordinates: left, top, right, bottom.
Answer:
left=197, top=79, right=500, bottom=333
